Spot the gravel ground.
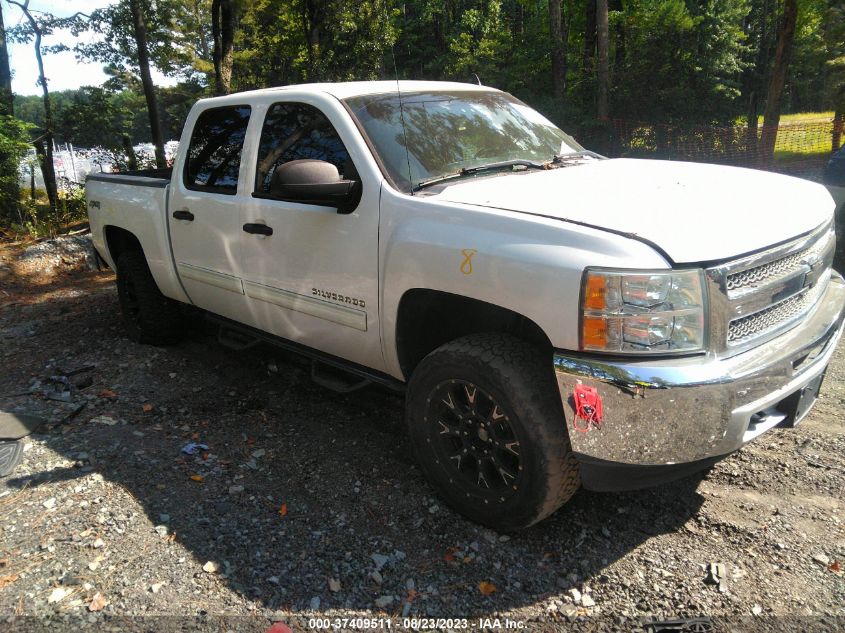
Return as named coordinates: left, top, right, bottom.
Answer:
left=0, top=237, right=843, bottom=632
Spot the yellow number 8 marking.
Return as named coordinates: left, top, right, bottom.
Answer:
left=460, top=249, right=477, bottom=275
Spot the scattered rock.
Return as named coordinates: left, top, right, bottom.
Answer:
left=328, top=577, right=341, bottom=592
left=42, top=497, right=56, bottom=510
left=47, top=587, right=69, bottom=604
left=309, top=596, right=321, bottom=610
left=812, top=553, right=830, bottom=566
left=581, top=595, right=596, bottom=608
left=375, top=595, right=394, bottom=608
left=202, top=561, right=220, bottom=574
left=88, top=592, right=108, bottom=612
left=90, top=415, right=118, bottom=426
left=371, top=553, right=390, bottom=570
left=706, top=562, right=728, bottom=592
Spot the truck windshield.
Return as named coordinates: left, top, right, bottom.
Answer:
left=344, top=90, right=582, bottom=193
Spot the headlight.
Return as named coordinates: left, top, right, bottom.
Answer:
left=580, top=268, right=706, bottom=354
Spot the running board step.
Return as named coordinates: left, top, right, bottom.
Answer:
left=311, top=360, right=371, bottom=393
left=217, top=326, right=260, bottom=351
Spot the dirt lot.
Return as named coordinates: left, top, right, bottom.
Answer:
left=0, top=238, right=843, bottom=632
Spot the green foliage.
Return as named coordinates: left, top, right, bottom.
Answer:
left=11, top=186, right=88, bottom=239
left=0, top=115, right=33, bottom=222
left=232, top=0, right=397, bottom=88
left=57, top=87, right=133, bottom=149
left=612, top=0, right=750, bottom=123
left=6, top=0, right=844, bottom=161
left=72, top=0, right=192, bottom=77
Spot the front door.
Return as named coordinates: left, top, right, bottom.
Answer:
left=169, top=104, right=253, bottom=322
left=239, top=99, right=383, bottom=371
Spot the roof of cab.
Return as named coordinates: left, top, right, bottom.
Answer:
left=196, top=80, right=499, bottom=105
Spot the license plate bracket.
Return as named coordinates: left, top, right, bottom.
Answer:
left=780, top=371, right=826, bottom=428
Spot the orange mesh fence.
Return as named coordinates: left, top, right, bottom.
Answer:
left=603, top=117, right=842, bottom=176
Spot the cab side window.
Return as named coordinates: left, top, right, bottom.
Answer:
left=184, top=105, right=251, bottom=194
left=254, top=102, right=357, bottom=196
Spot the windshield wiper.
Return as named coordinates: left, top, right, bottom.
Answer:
left=551, top=150, right=606, bottom=164
left=413, top=159, right=546, bottom=192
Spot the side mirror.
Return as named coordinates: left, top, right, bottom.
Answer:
left=270, top=159, right=360, bottom=214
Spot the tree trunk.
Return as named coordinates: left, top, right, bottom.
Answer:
left=834, top=102, right=843, bottom=153
left=596, top=0, right=609, bottom=120
left=212, top=0, right=235, bottom=95
left=212, top=0, right=220, bottom=90
left=10, top=0, right=59, bottom=213
left=1, top=2, right=18, bottom=220
left=581, top=0, right=596, bottom=78
left=745, top=90, right=759, bottom=159
left=0, top=3, right=13, bottom=116
left=129, top=0, right=167, bottom=169
left=760, top=0, right=797, bottom=164
left=582, top=0, right=596, bottom=79
left=302, top=0, right=323, bottom=81
left=611, top=0, right=624, bottom=70
left=33, top=139, right=57, bottom=222
left=549, top=0, right=566, bottom=100
left=122, top=134, right=138, bottom=171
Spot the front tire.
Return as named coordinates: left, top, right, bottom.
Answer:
left=406, top=334, right=580, bottom=531
left=116, top=251, right=185, bottom=345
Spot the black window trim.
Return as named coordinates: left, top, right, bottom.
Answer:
left=182, top=103, right=252, bottom=196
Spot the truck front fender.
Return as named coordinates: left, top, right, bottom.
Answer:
left=378, top=188, right=670, bottom=379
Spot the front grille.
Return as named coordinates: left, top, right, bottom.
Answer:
left=727, top=273, right=829, bottom=344
left=726, top=246, right=813, bottom=292
left=711, top=223, right=835, bottom=353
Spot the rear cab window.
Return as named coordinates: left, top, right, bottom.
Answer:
left=184, top=105, right=252, bottom=194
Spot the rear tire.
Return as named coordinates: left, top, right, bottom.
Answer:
left=406, top=333, right=580, bottom=531
left=0, top=440, right=23, bottom=477
left=116, top=251, right=185, bottom=345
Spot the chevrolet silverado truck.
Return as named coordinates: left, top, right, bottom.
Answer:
left=86, top=81, right=845, bottom=531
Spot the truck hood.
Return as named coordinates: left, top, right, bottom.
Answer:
left=432, top=158, right=834, bottom=263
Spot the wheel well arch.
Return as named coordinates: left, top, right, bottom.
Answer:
left=103, top=226, right=144, bottom=264
left=395, top=289, right=553, bottom=380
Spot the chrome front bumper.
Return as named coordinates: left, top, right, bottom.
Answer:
left=554, top=272, right=845, bottom=467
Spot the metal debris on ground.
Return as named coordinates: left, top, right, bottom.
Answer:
left=181, top=442, right=209, bottom=455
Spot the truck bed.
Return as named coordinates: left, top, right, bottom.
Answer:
left=86, top=165, right=189, bottom=305
left=86, top=167, right=172, bottom=188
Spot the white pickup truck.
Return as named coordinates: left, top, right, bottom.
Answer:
left=86, top=81, right=845, bottom=531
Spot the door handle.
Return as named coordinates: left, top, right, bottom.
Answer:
left=243, top=223, right=273, bottom=236
left=172, top=209, right=194, bottom=221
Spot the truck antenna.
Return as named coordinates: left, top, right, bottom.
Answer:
left=391, top=47, right=414, bottom=195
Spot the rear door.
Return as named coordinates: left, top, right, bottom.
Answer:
left=169, top=104, right=253, bottom=322
left=238, top=97, right=384, bottom=371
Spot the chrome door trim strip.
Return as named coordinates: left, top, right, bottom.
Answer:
left=176, top=262, right=245, bottom=294
left=243, top=280, right=367, bottom=331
